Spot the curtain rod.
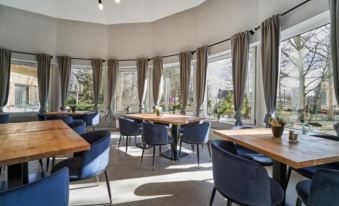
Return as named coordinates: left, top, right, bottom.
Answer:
left=255, top=0, right=311, bottom=31
left=11, top=50, right=53, bottom=58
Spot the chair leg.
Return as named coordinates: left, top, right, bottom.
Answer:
left=226, top=200, right=232, bottom=206
left=159, top=146, right=162, bottom=156
left=296, top=197, right=302, bottom=206
left=125, top=136, right=129, bottom=154
left=207, top=141, right=212, bottom=158
left=209, top=187, right=216, bottom=206
left=135, top=135, right=137, bottom=145
left=152, top=145, right=156, bottom=170
left=39, top=159, right=44, bottom=171
left=178, top=139, right=183, bottom=160
left=92, top=126, right=95, bottom=132
left=118, top=135, right=122, bottom=148
left=52, top=156, right=56, bottom=167
left=191, top=144, right=195, bottom=154
left=285, top=167, right=292, bottom=190
left=104, top=170, right=112, bottom=205
left=141, top=144, right=145, bottom=162
left=196, top=144, right=200, bottom=167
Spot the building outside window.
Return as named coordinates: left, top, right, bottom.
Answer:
left=277, top=24, right=336, bottom=135
left=66, top=66, right=104, bottom=112
left=4, top=63, right=40, bottom=112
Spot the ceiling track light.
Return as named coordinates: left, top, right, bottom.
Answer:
left=115, top=0, right=121, bottom=3
left=98, top=0, right=103, bottom=10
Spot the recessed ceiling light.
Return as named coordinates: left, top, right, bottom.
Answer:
left=115, top=0, right=121, bottom=3
left=98, top=0, right=103, bottom=10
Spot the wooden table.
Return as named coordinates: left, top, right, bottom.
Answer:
left=0, top=120, right=90, bottom=188
left=124, top=113, right=201, bottom=160
left=44, top=111, right=89, bottom=117
left=214, top=128, right=339, bottom=205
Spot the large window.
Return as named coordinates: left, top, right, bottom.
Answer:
left=66, top=66, right=104, bottom=112
left=278, top=24, right=336, bottom=135
left=206, top=49, right=256, bottom=123
left=4, top=63, right=40, bottom=112
left=115, top=69, right=139, bottom=112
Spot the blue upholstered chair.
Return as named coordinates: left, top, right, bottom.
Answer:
left=295, top=169, right=339, bottom=206
left=83, top=112, right=100, bottom=131
left=0, top=113, right=9, bottom=124
left=210, top=140, right=284, bottom=206
left=0, top=167, right=69, bottom=206
left=285, top=134, right=339, bottom=188
left=179, top=121, right=210, bottom=167
left=233, top=126, right=273, bottom=166
left=141, top=122, right=172, bottom=170
left=52, top=131, right=112, bottom=204
left=37, top=114, right=45, bottom=121
left=118, top=117, right=142, bottom=154
left=45, top=115, right=86, bottom=135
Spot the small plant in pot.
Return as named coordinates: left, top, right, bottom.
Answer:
left=269, top=117, right=286, bottom=138
left=70, top=105, right=77, bottom=113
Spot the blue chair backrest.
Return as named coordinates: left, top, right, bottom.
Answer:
left=311, top=134, right=339, bottom=142
left=0, top=113, right=9, bottom=124
left=83, top=112, right=100, bottom=126
left=0, top=167, right=69, bottom=206
left=211, top=140, right=272, bottom=206
left=119, top=117, right=141, bottom=136
left=80, top=131, right=111, bottom=179
left=142, top=122, right=169, bottom=145
left=309, top=169, right=339, bottom=206
left=182, top=121, right=210, bottom=143
left=45, top=115, right=73, bottom=124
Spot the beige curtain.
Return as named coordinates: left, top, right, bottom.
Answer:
left=0, top=49, right=11, bottom=112
left=261, top=15, right=280, bottom=126
left=152, top=56, right=163, bottom=106
left=195, top=46, right=208, bottom=116
left=106, top=59, right=119, bottom=119
left=91, top=59, right=103, bottom=112
left=232, top=32, right=249, bottom=126
left=58, top=56, right=72, bottom=111
left=330, top=0, right=339, bottom=135
left=37, top=54, right=52, bottom=113
left=137, top=58, right=148, bottom=112
left=180, top=51, right=192, bottom=115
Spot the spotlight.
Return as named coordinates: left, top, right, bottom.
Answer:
left=115, top=0, right=121, bottom=3
left=98, top=0, right=103, bottom=10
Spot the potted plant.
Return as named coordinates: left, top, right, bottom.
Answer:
left=269, top=117, right=286, bottom=138
left=70, top=105, right=77, bottom=113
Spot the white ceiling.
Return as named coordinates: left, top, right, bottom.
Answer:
left=0, top=0, right=206, bottom=25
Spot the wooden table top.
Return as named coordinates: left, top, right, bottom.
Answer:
left=44, top=111, right=89, bottom=116
left=0, top=121, right=90, bottom=166
left=214, top=128, right=339, bottom=169
left=124, top=113, right=201, bottom=126
left=0, top=120, right=69, bottom=135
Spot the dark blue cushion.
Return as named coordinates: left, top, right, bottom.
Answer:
left=0, top=113, right=9, bottom=124
left=296, top=180, right=311, bottom=204
left=237, top=146, right=273, bottom=166
left=295, top=163, right=339, bottom=179
left=68, top=120, right=86, bottom=134
left=0, top=168, right=69, bottom=206
left=51, top=157, right=83, bottom=181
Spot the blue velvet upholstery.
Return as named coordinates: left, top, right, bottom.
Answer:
left=0, top=168, right=69, bottom=206
left=143, top=122, right=171, bottom=145
left=68, top=119, right=87, bottom=134
left=296, top=170, right=339, bottom=206
left=210, top=140, right=284, bottom=206
left=0, top=113, right=9, bottom=124
left=181, top=121, right=210, bottom=144
left=83, top=112, right=100, bottom=127
left=52, top=131, right=111, bottom=180
left=45, top=115, right=73, bottom=124
left=119, top=117, right=142, bottom=136
left=233, top=126, right=273, bottom=166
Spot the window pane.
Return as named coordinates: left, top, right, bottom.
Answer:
left=66, top=66, right=94, bottom=111
left=278, top=24, right=336, bottom=135
left=160, top=67, right=180, bottom=113
left=4, top=63, right=40, bottom=112
left=116, top=69, right=139, bottom=112
left=206, top=57, right=233, bottom=120
left=243, top=48, right=256, bottom=124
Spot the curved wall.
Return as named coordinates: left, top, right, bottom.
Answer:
left=0, top=0, right=329, bottom=65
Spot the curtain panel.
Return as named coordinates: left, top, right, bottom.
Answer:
left=106, top=59, right=119, bottom=119
left=91, top=59, right=103, bottom=112
left=179, top=51, right=192, bottom=115
left=0, top=49, right=11, bottom=112
left=137, top=58, right=148, bottom=113
left=152, top=56, right=163, bottom=106
left=261, top=15, right=280, bottom=127
left=231, top=32, right=249, bottom=126
left=195, top=46, right=208, bottom=116
left=37, top=54, right=52, bottom=113
left=329, top=0, right=339, bottom=135
left=57, top=56, right=72, bottom=111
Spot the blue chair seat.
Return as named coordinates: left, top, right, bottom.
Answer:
left=237, top=146, right=273, bottom=166
left=296, top=180, right=311, bottom=204
left=51, top=157, right=83, bottom=181
left=295, top=163, right=339, bottom=179
left=270, top=179, right=285, bottom=206
left=0, top=113, right=9, bottom=124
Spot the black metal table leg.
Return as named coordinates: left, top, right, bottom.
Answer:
left=273, top=160, right=287, bottom=206
left=7, top=162, right=29, bottom=189
left=160, top=125, right=188, bottom=160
